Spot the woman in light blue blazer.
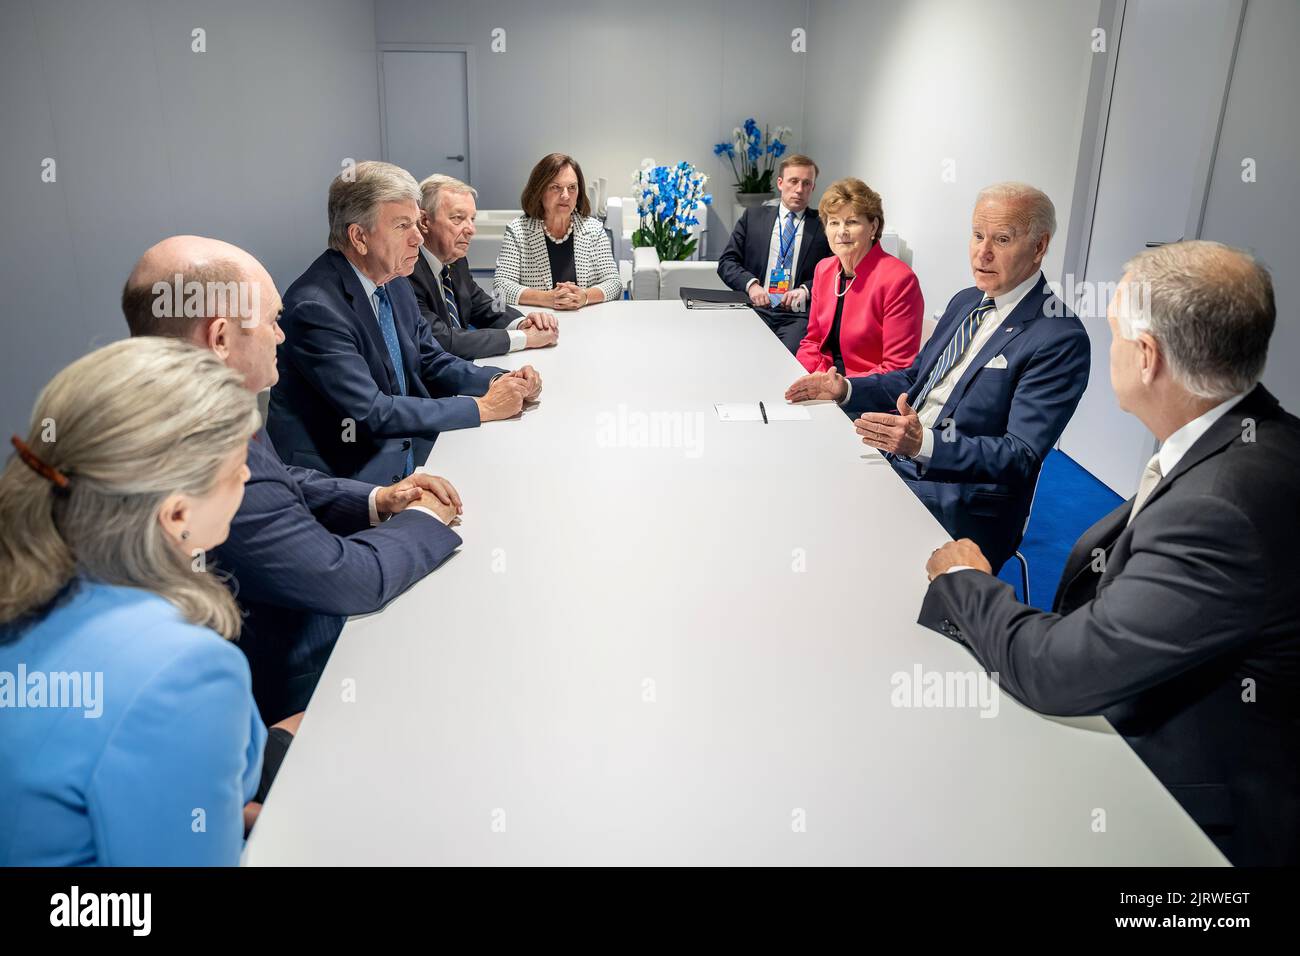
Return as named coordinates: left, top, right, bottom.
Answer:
left=0, top=338, right=265, bottom=866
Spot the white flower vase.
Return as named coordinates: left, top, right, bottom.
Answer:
left=735, top=191, right=775, bottom=209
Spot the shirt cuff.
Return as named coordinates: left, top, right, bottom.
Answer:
left=506, top=316, right=524, bottom=331
left=944, top=565, right=975, bottom=575
left=368, top=486, right=382, bottom=526
left=507, top=329, right=527, bottom=351
left=913, top=428, right=935, bottom=470
left=745, top=278, right=759, bottom=291
left=406, top=504, right=447, bottom=525
left=838, top=379, right=853, bottom=406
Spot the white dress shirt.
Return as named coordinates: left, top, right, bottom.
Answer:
left=347, top=260, right=445, bottom=525
left=1154, top=389, right=1252, bottom=478
left=747, top=202, right=809, bottom=309
left=419, top=246, right=526, bottom=351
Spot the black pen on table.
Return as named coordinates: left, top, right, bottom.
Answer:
left=759, top=401, right=768, bottom=424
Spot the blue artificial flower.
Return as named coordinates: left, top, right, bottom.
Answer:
left=636, top=160, right=711, bottom=244
left=772, top=141, right=787, bottom=158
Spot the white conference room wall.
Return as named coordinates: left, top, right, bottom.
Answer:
left=0, top=0, right=382, bottom=429
left=801, top=0, right=1099, bottom=323
left=373, top=0, right=810, bottom=248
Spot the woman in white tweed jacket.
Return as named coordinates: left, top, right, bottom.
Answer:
left=494, top=152, right=623, bottom=310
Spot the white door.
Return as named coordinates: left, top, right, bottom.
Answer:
left=1058, top=0, right=1244, bottom=496
left=380, top=50, right=470, bottom=185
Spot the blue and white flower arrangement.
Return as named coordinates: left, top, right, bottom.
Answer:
left=631, top=159, right=713, bottom=262
left=713, top=118, right=793, bottom=194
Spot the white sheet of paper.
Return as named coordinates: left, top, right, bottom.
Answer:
left=714, top=403, right=812, bottom=423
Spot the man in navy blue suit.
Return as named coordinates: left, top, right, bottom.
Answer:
left=123, top=235, right=467, bottom=722
left=920, top=241, right=1298, bottom=865
left=268, top=160, right=540, bottom=485
left=786, top=183, right=1090, bottom=572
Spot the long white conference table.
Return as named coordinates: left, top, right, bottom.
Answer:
left=244, top=299, right=1225, bottom=866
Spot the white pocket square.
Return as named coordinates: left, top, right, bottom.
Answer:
left=984, top=354, right=1009, bottom=370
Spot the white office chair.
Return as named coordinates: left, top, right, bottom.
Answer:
left=465, top=209, right=522, bottom=272
left=631, top=246, right=661, bottom=300
left=630, top=247, right=727, bottom=300
left=603, top=196, right=639, bottom=265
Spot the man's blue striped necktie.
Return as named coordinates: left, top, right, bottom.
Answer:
left=911, top=295, right=996, bottom=409
left=374, top=285, right=415, bottom=477
left=440, top=264, right=463, bottom=329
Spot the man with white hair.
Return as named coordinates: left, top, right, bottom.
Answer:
left=921, top=240, right=1299, bottom=867
left=786, top=182, right=1090, bottom=571
left=268, top=160, right=541, bottom=484
left=410, top=173, right=559, bottom=360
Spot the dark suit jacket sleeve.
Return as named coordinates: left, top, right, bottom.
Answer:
left=843, top=362, right=922, bottom=417
left=411, top=261, right=517, bottom=360
left=411, top=310, right=507, bottom=393
left=917, top=497, right=1267, bottom=716
left=843, top=287, right=970, bottom=416
left=218, top=465, right=462, bottom=617
left=281, top=464, right=374, bottom=535
left=281, top=297, right=483, bottom=439
left=717, top=209, right=758, bottom=292
left=464, top=272, right=521, bottom=329
left=416, top=298, right=513, bottom=361
left=921, top=325, right=1090, bottom=485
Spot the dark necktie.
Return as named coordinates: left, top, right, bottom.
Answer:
left=440, top=264, right=462, bottom=329
left=912, top=295, right=995, bottom=409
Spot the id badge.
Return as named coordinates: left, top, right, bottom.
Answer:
left=767, top=266, right=789, bottom=306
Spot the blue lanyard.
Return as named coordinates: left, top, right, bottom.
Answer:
left=777, top=212, right=799, bottom=270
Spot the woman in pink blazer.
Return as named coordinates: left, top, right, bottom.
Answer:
left=796, top=178, right=923, bottom=377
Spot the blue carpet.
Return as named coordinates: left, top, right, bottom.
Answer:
left=996, top=450, right=1123, bottom=609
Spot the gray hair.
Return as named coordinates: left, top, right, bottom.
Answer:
left=419, top=173, right=478, bottom=218
left=0, top=337, right=260, bottom=637
left=975, top=182, right=1057, bottom=242
left=327, top=160, right=421, bottom=252
left=1119, top=240, right=1274, bottom=400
